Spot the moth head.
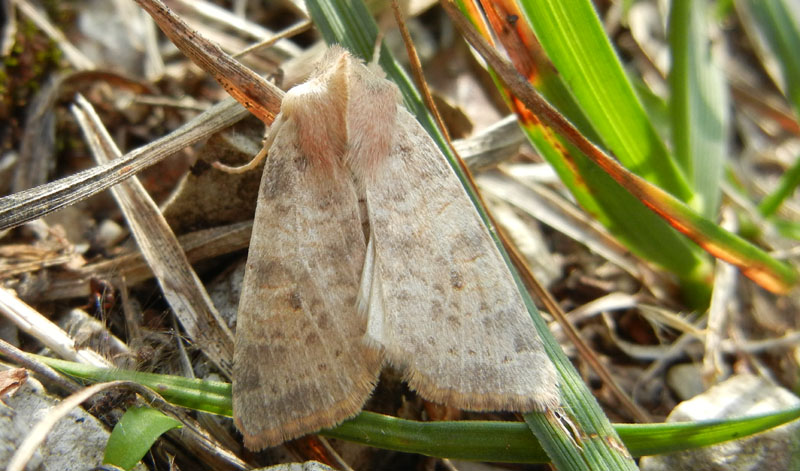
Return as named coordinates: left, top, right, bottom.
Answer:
left=279, top=50, right=351, bottom=171
left=340, top=52, right=402, bottom=181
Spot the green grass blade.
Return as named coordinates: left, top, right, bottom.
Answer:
left=103, top=406, right=181, bottom=470
left=668, top=0, right=729, bottom=218
left=518, top=0, right=692, bottom=203
left=758, top=153, right=800, bottom=217
left=618, top=406, right=800, bottom=456
left=737, top=0, right=800, bottom=115
left=773, top=218, right=800, bottom=239
left=35, top=355, right=232, bottom=416
left=37, top=356, right=800, bottom=463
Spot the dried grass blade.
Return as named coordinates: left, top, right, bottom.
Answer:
left=0, top=98, right=246, bottom=231
left=72, top=94, right=234, bottom=376
left=0, top=287, right=110, bottom=367
left=39, top=221, right=252, bottom=302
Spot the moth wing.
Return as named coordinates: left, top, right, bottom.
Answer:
left=233, top=116, right=381, bottom=450
left=361, top=109, right=558, bottom=412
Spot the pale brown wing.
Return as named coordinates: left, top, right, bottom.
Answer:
left=360, top=109, right=559, bottom=412
left=233, top=114, right=381, bottom=449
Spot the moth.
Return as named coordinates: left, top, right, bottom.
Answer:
left=232, top=46, right=559, bottom=450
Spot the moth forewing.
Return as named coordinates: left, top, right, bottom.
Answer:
left=346, top=55, right=560, bottom=412
left=232, top=50, right=382, bottom=450
left=233, top=46, right=558, bottom=451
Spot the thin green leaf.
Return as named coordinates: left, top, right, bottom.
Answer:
left=632, top=75, right=672, bottom=144
left=518, top=0, right=693, bottom=202
left=33, top=355, right=232, bottom=416
left=772, top=218, right=800, bottom=240
left=618, top=406, right=800, bottom=456
left=736, top=0, right=800, bottom=116
left=758, top=153, right=800, bottom=217
left=37, top=356, right=800, bottom=463
left=103, top=406, right=181, bottom=470
left=669, top=0, right=729, bottom=218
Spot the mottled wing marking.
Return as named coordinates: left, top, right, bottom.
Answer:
left=361, top=107, right=559, bottom=412
left=233, top=51, right=382, bottom=450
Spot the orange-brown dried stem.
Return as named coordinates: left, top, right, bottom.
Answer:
left=134, top=0, right=282, bottom=124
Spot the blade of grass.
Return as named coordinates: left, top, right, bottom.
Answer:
left=33, top=354, right=233, bottom=416
left=103, top=407, right=182, bottom=471
left=758, top=153, right=800, bottom=217
left=669, top=0, right=729, bottom=218
left=134, top=0, right=282, bottom=124
left=37, top=356, right=800, bottom=463
left=72, top=95, right=235, bottom=376
left=736, top=0, right=800, bottom=116
left=0, top=97, right=247, bottom=231
left=517, top=0, right=693, bottom=203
